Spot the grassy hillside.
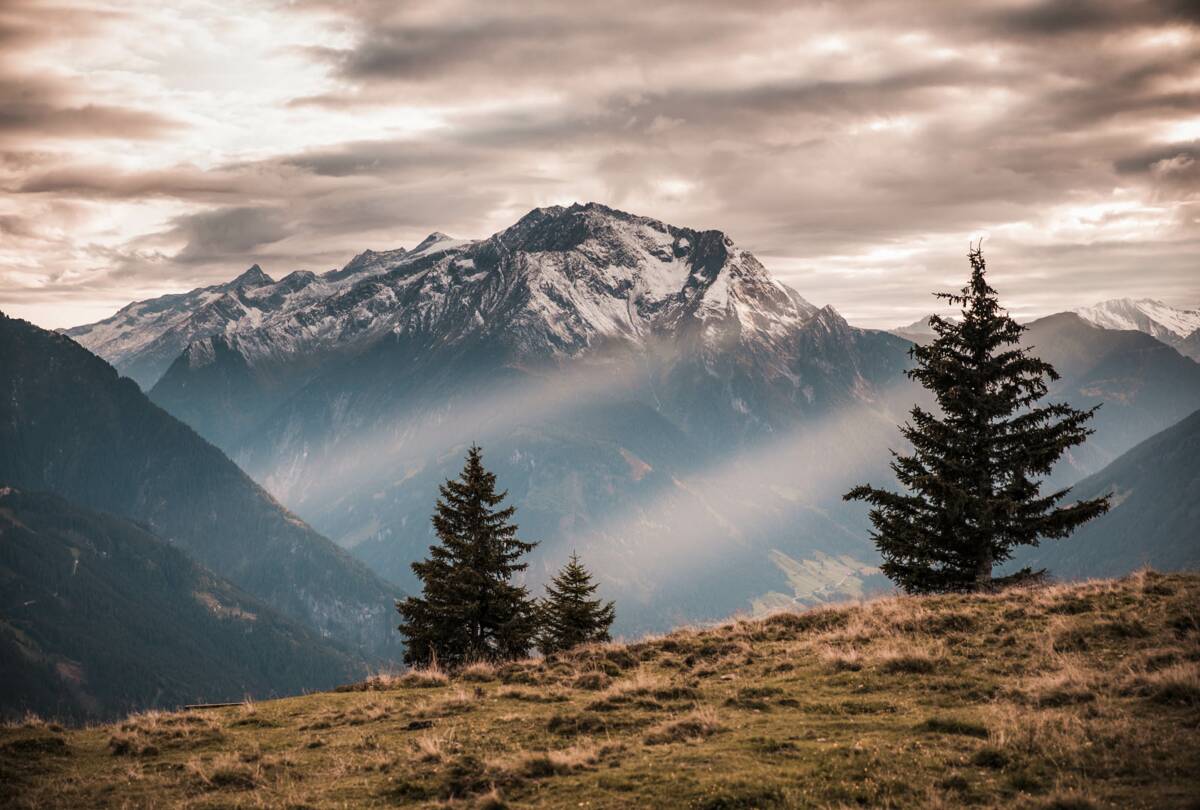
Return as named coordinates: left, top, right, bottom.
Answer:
left=4, top=571, right=1198, bottom=809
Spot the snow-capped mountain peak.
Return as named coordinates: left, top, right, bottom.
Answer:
left=227, top=264, right=273, bottom=289
left=476, top=202, right=818, bottom=348
left=411, top=231, right=462, bottom=253
left=321, top=248, right=409, bottom=283
left=1074, top=298, right=1200, bottom=341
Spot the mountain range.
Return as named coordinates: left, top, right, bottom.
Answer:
left=57, top=203, right=1200, bottom=634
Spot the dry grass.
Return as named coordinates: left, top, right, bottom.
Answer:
left=489, top=743, right=600, bottom=780
left=601, top=669, right=668, bottom=698
left=818, top=644, right=864, bottom=672
left=1015, top=657, right=1105, bottom=707
left=185, top=750, right=294, bottom=792
left=872, top=640, right=945, bottom=674
left=412, top=731, right=456, bottom=763
left=585, top=668, right=700, bottom=712
left=569, top=671, right=611, bottom=691
left=401, top=662, right=450, bottom=688
left=471, top=786, right=509, bottom=809
left=643, top=706, right=723, bottom=745
left=107, top=710, right=224, bottom=756
left=460, top=661, right=499, bottom=682
left=988, top=702, right=1093, bottom=764
left=410, top=690, right=477, bottom=723
left=496, top=687, right=569, bottom=703
left=1123, top=662, right=1200, bottom=706
left=2, top=712, right=53, bottom=730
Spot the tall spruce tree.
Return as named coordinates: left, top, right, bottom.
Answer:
left=537, top=552, right=616, bottom=655
left=397, top=445, right=538, bottom=666
left=845, top=247, right=1110, bottom=593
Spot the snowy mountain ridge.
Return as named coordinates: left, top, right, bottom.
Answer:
left=70, top=203, right=832, bottom=389
left=1074, top=298, right=1200, bottom=340
left=64, top=248, right=412, bottom=388
left=1072, top=298, right=1200, bottom=362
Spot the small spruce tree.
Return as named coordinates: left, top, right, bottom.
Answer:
left=845, top=246, right=1110, bottom=593
left=397, top=445, right=538, bottom=666
left=537, top=552, right=616, bottom=655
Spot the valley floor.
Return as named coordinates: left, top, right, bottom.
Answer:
left=3, top=571, right=1198, bottom=809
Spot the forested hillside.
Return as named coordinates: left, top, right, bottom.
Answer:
left=0, top=490, right=362, bottom=722
left=0, top=313, right=399, bottom=660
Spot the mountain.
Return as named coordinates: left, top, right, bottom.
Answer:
left=1016, top=408, right=1200, bottom=579
left=96, top=203, right=914, bottom=632
left=8, top=571, right=1199, bottom=808
left=64, top=249, right=411, bottom=389
left=0, top=313, right=400, bottom=659
left=0, top=489, right=363, bottom=723
left=889, top=313, right=957, bottom=344
left=1020, top=312, right=1200, bottom=483
left=1074, top=298, right=1200, bottom=361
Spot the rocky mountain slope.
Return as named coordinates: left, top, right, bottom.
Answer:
left=1017, top=407, right=1200, bottom=579
left=1074, top=298, right=1200, bottom=361
left=6, top=571, right=1198, bottom=808
left=0, top=313, right=400, bottom=660
left=146, top=205, right=904, bottom=450
left=0, top=490, right=363, bottom=723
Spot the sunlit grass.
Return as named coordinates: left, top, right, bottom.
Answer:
left=3, top=571, right=1198, bottom=808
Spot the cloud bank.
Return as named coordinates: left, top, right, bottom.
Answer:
left=1, top=0, right=1197, bottom=328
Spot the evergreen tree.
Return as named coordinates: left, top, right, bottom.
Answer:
left=844, top=247, right=1110, bottom=593
left=397, top=445, right=538, bottom=666
left=536, top=552, right=616, bottom=655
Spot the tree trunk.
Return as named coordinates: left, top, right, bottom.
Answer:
left=974, top=554, right=993, bottom=592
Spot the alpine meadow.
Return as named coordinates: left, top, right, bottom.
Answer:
left=1, top=1, right=1198, bottom=808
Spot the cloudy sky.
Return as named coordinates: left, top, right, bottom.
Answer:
left=1, top=0, right=1197, bottom=330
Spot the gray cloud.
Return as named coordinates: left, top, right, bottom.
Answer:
left=990, top=0, right=1200, bottom=36
left=16, top=164, right=248, bottom=198
left=172, top=206, right=291, bottom=264
left=1115, top=140, right=1200, bottom=173
left=0, top=99, right=179, bottom=140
